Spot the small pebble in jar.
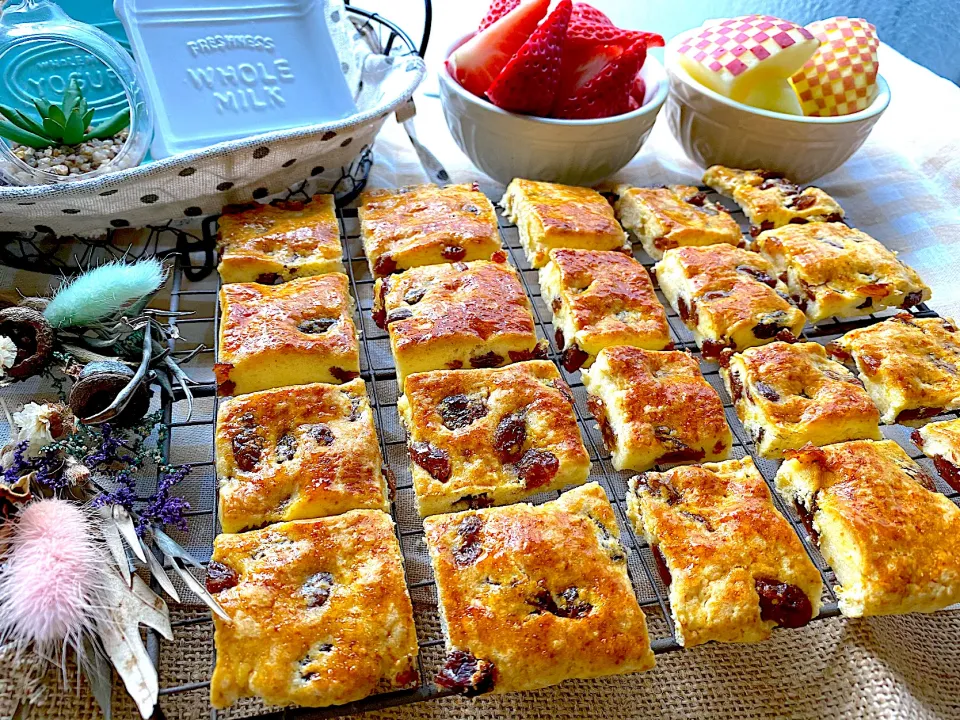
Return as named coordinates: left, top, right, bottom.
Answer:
left=9, top=128, right=130, bottom=178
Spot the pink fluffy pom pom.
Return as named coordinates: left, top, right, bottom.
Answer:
left=0, top=499, right=106, bottom=655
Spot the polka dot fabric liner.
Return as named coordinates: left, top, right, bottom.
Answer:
left=0, top=1, right=425, bottom=236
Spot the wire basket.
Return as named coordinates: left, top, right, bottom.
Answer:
left=142, top=190, right=960, bottom=719
left=0, top=1, right=429, bottom=248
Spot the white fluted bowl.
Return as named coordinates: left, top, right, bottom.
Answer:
left=439, top=34, right=668, bottom=186
left=664, top=39, right=890, bottom=184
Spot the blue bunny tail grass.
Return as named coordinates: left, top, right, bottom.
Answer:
left=43, top=258, right=167, bottom=329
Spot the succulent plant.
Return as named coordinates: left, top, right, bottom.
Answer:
left=0, top=78, right=130, bottom=149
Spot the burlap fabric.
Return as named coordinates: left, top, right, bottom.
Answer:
left=2, top=604, right=958, bottom=719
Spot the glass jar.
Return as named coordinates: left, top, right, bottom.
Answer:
left=0, top=0, right=152, bottom=185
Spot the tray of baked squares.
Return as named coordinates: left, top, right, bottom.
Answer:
left=186, top=163, right=960, bottom=717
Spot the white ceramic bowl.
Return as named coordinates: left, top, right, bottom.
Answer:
left=664, top=38, right=890, bottom=184
left=439, top=34, right=669, bottom=186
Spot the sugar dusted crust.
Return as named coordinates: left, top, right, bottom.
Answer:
left=209, top=512, right=419, bottom=709
left=373, top=260, right=544, bottom=385
left=775, top=440, right=960, bottom=617
left=703, top=166, right=844, bottom=233
left=627, top=457, right=822, bottom=646
left=500, top=178, right=629, bottom=268
left=215, top=379, right=388, bottom=533
left=539, top=249, right=671, bottom=372
left=581, top=346, right=731, bottom=471
left=721, top=341, right=881, bottom=459
left=828, top=314, right=960, bottom=424
left=216, top=274, right=360, bottom=395
left=359, top=183, right=502, bottom=278
left=398, top=361, right=590, bottom=516
left=754, top=222, right=930, bottom=322
left=423, top=483, right=655, bottom=695
left=614, top=184, right=743, bottom=261
left=913, top=418, right=960, bottom=492
left=217, top=195, right=344, bottom=284
left=654, top=244, right=806, bottom=360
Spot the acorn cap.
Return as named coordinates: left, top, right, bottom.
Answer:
left=69, top=361, right=151, bottom=425
left=0, top=306, right=55, bottom=379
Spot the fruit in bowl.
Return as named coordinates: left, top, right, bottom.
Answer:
left=446, top=0, right=664, bottom=120
left=674, top=14, right=881, bottom=118
left=663, top=15, right=889, bottom=183
left=791, top=17, right=881, bottom=117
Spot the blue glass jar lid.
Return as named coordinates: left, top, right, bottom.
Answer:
left=115, top=0, right=359, bottom=159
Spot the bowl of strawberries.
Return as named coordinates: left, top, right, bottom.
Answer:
left=440, top=0, right=668, bottom=186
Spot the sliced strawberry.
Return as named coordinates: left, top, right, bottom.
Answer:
left=447, top=0, right=550, bottom=97
left=487, top=0, right=572, bottom=115
left=552, top=38, right=647, bottom=119
left=571, top=2, right=614, bottom=26
left=556, top=42, right=622, bottom=101
left=630, top=74, right=646, bottom=107
left=567, top=24, right=664, bottom=50
left=478, top=0, right=520, bottom=31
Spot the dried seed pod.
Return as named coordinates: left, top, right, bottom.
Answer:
left=0, top=471, right=32, bottom=518
left=69, top=361, right=150, bottom=425
left=0, top=306, right=55, bottom=379
left=17, top=297, right=49, bottom=313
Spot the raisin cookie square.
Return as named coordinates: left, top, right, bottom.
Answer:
left=703, top=166, right=844, bottom=235
left=775, top=440, right=960, bottom=617
left=720, top=341, right=881, bottom=459
left=581, top=346, right=732, bottom=471
left=500, top=178, right=629, bottom=268
left=753, top=222, right=930, bottom=322
left=359, top=182, right=502, bottom=278
left=216, top=274, right=360, bottom=395
left=827, top=314, right=960, bottom=425
left=215, top=379, right=389, bottom=533
left=423, top=483, right=655, bottom=696
left=627, top=456, right=823, bottom=646
left=208, top=511, right=419, bottom=709
left=614, top=184, right=743, bottom=261
left=398, top=361, right=590, bottom=516
left=654, top=244, right=806, bottom=361
left=373, top=259, right=546, bottom=386
left=912, top=418, right=960, bottom=493
left=540, top=248, right=672, bottom=373
left=217, top=195, right=344, bottom=285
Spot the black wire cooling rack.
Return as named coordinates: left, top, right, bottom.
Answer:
left=147, top=190, right=960, bottom=720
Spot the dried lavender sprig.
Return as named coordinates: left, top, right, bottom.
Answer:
left=90, top=469, right=137, bottom=510
left=3, top=440, right=69, bottom=490
left=137, top=464, right=192, bottom=534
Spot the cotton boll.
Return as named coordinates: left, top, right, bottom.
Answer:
left=0, top=335, right=16, bottom=376
left=0, top=499, right=107, bottom=661
left=9, top=403, right=66, bottom=457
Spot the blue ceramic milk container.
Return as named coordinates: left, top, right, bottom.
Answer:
left=115, top=0, right=359, bottom=158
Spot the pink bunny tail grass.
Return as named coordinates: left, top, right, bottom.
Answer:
left=0, top=499, right=107, bottom=670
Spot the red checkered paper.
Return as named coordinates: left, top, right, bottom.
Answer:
left=791, top=17, right=880, bottom=117
left=676, top=15, right=817, bottom=101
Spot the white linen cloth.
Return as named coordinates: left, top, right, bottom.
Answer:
left=371, top=43, right=960, bottom=321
